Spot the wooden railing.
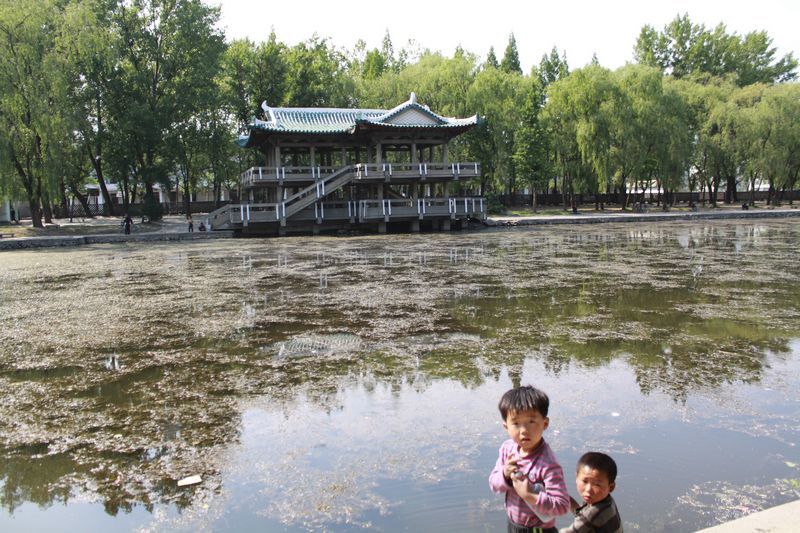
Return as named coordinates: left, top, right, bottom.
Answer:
left=216, top=159, right=484, bottom=230
left=281, top=165, right=356, bottom=222
left=354, top=162, right=481, bottom=181
left=358, top=197, right=485, bottom=221
left=242, top=162, right=481, bottom=186
left=241, top=166, right=342, bottom=186
left=206, top=196, right=485, bottom=230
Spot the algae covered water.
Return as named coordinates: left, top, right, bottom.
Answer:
left=1, top=219, right=799, bottom=531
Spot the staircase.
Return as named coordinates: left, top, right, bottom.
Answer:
left=207, top=203, right=237, bottom=230
left=279, top=165, right=356, bottom=225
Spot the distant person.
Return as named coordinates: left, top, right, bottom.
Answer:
left=122, top=213, right=133, bottom=235
left=198, top=221, right=206, bottom=232
left=10, top=207, right=15, bottom=223
left=187, top=215, right=193, bottom=232
left=489, top=385, right=570, bottom=532
left=560, top=452, right=623, bottom=533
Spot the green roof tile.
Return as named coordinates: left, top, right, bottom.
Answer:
left=238, top=94, right=479, bottom=146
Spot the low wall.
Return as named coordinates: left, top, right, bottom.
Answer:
left=0, top=230, right=234, bottom=251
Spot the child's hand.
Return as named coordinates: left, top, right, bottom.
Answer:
left=512, top=475, right=537, bottom=504
left=503, top=456, right=520, bottom=482
left=569, top=495, right=581, bottom=513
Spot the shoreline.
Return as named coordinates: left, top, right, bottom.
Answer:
left=1, top=208, right=798, bottom=250
left=484, top=206, right=800, bottom=227
left=695, top=498, right=800, bottom=532
left=0, top=229, right=234, bottom=250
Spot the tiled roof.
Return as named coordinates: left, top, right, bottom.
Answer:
left=238, top=93, right=479, bottom=145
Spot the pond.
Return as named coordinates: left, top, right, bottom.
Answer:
left=1, top=219, right=799, bottom=532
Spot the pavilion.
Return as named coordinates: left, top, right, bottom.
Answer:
left=208, top=93, right=484, bottom=235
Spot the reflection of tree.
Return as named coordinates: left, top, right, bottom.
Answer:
left=0, top=448, right=75, bottom=513
left=448, top=252, right=799, bottom=403
left=0, top=358, right=239, bottom=515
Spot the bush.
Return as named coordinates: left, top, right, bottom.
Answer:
left=485, top=191, right=505, bottom=215
left=141, top=194, right=163, bottom=221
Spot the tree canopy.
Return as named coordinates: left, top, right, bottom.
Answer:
left=635, top=13, right=797, bottom=86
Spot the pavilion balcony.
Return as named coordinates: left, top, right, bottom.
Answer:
left=208, top=197, right=486, bottom=230
left=240, top=162, right=481, bottom=188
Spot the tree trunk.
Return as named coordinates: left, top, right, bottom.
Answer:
left=726, top=175, right=738, bottom=204
left=767, top=178, right=774, bottom=205
left=183, top=172, right=192, bottom=217
left=569, top=181, right=577, bottom=214
left=68, top=185, right=95, bottom=218
left=26, top=192, right=43, bottom=228
left=41, top=188, right=54, bottom=224
left=89, top=150, right=115, bottom=217
left=11, top=150, right=43, bottom=228
left=711, top=178, right=719, bottom=207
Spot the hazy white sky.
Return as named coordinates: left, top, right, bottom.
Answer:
left=213, top=0, right=799, bottom=72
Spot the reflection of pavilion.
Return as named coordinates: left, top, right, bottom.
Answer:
left=209, top=93, right=484, bottom=235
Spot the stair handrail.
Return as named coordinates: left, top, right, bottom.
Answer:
left=207, top=203, right=235, bottom=230
left=280, top=165, right=356, bottom=219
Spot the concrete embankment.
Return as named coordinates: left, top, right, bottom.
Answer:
left=484, top=208, right=800, bottom=227
left=696, top=498, right=800, bottom=532
left=0, top=230, right=234, bottom=251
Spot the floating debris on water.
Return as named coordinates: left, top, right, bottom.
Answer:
left=274, top=333, right=363, bottom=358
left=177, top=475, right=202, bottom=487
left=104, top=355, right=122, bottom=371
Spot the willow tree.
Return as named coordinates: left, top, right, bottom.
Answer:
left=465, top=65, right=524, bottom=197
left=543, top=70, right=602, bottom=212
left=652, top=80, right=693, bottom=206
left=50, top=0, right=125, bottom=215
left=0, top=0, right=61, bottom=227
left=358, top=50, right=481, bottom=188
left=756, top=83, right=800, bottom=204
left=610, top=64, right=691, bottom=208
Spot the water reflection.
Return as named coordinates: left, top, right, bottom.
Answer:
left=0, top=220, right=798, bottom=531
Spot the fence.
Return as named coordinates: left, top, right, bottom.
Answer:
left=46, top=201, right=229, bottom=219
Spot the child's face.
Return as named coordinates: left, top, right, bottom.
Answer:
left=575, top=465, right=615, bottom=505
left=503, top=409, right=549, bottom=454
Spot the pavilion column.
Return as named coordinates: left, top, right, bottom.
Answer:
left=341, top=147, right=346, bottom=167
left=310, top=145, right=316, bottom=169
left=442, top=143, right=449, bottom=164
left=411, top=142, right=417, bottom=164
left=375, top=141, right=382, bottom=165
left=275, top=144, right=283, bottom=203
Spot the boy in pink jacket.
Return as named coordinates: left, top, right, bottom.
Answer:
left=489, top=385, right=570, bottom=533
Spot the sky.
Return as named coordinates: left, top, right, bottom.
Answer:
left=213, top=0, right=799, bottom=72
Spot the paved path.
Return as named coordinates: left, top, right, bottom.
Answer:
left=696, top=499, right=800, bottom=532
left=0, top=215, right=232, bottom=250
